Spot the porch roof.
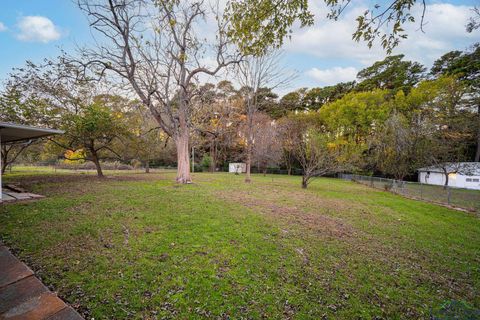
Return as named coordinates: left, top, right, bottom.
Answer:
left=0, top=121, right=63, bottom=144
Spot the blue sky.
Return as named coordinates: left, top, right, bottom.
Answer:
left=0, top=0, right=479, bottom=94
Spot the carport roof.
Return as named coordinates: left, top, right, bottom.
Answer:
left=0, top=121, right=63, bottom=143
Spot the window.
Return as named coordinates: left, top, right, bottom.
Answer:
left=466, top=178, right=472, bottom=182
left=473, top=178, right=480, bottom=183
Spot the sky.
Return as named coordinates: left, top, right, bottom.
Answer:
left=0, top=0, right=479, bottom=95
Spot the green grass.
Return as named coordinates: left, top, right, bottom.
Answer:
left=357, top=178, right=480, bottom=212
left=1, top=169, right=479, bottom=319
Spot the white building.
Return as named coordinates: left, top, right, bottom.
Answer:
left=417, top=162, right=480, bottom=190
left=228, top=163, right=246, bottom=173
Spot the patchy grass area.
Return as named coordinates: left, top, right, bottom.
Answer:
left=1, top=169, right=479, bottom=319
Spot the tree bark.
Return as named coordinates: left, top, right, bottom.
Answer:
left=145, top=161, right=150, bottom=173
left=301, top=175, right=308, bottom=189
left=90, top=149, right=104, bottom=178
left=443, top=168, right=449, bottom=189
left=174, top=126, right=192, bottom=184
left=1, top=147, right=8, bottom=174
left=475, top=104, right=480, bottom=162
left=245, top=108, right=254, bottom=183
left=245, top=143, right=252, bottom=183
left=210, top=138, right=216, bottom=173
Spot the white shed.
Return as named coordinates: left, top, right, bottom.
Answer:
left=417, top=162, right=480, bottom=190
left=228, top=163, right=246, bottom=173
left=0, top=122, right=63, bottom=200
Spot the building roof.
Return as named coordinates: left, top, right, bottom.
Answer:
left=0, top=122, right=63, bottom=144
left=418, top=162, right=480, bottom=176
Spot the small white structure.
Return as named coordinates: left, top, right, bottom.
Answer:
left=0, top=122, right=63, bottom=200
left=417, top=162, right=480, bottom=190
left=228, top=163, right=246, bottom=173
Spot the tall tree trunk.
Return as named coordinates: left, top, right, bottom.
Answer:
left=286, top=155, right=292, bottom=176
left=175, top=125, right=191, bottom=184
left=245, top=106, right=254, bottom=183
left=210, top=138, right=216, bottom=173
left=145, top=161, right=150, bottom=173
left=443, top=168, right=449, bottom=189
left=90, top=149, right=104, bottom=178
left=475, top=105, right=480, bottom=162
left=301, top=175, right=308, bottom=189
left=245, top=143, right=252, bottom=183
left=1, top=150, right=7, bottom=175
left=175, top=60, right=192, bottom=184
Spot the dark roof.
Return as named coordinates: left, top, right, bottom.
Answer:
left=0, top=122, right=63, bottom=143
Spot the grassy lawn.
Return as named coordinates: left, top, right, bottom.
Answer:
left=356, top=178, right=480, bottom=212
left=0, top=169, right=479, bottom=319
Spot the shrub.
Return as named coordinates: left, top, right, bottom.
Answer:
left=201, top=155, right=212, bottom=171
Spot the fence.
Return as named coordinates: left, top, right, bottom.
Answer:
left=338, top=174, right=480, bottom=213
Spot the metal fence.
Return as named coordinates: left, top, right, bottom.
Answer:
left=338, top=174, right=480, bottom=213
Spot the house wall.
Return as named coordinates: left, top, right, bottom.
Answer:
left=419, top=172, right=449, bottom=186
left=418, top=171, right=480, bottom=190
left=456, top=174, right=480, bottom=190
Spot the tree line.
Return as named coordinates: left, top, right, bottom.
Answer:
left=0, top=0, right=478, bottom=188
left=1, top=43, right=478, bottom=188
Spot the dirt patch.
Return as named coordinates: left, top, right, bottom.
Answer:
left=6, top=173, right=172, bottom=198
left=217, top=190, right=356, bottom=239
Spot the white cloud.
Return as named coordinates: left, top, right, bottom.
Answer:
left=16, top=16, right=61, bottom=43
left=0, top=22, right=7, bottom=32
left=306, top=66, right=358, bottom=86
left=286, top=2, right=478, bottom=68
left=393, top=3, right=478, bottom=65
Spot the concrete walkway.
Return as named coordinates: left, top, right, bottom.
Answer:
left=1, top=185, right=44, bottom=203
left=0, top=244, right=83, bottom=320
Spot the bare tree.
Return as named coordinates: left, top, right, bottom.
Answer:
left=77, top=0, right=241, bottom=183
left=236, top=50, right=293, bottom=182
left=293, top=128, right=345, bottom=189
left=251, top=113, right=282, bottom=175
left=192, top=81, right=243, bottom=171
left=277, top=116, right=304, bottom=175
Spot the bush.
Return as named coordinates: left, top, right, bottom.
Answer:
left=201, top=155, right=212, bottom=171
left=54, top=160, right=133, bottom=171
left=130, top=159, right=142, bottom=169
